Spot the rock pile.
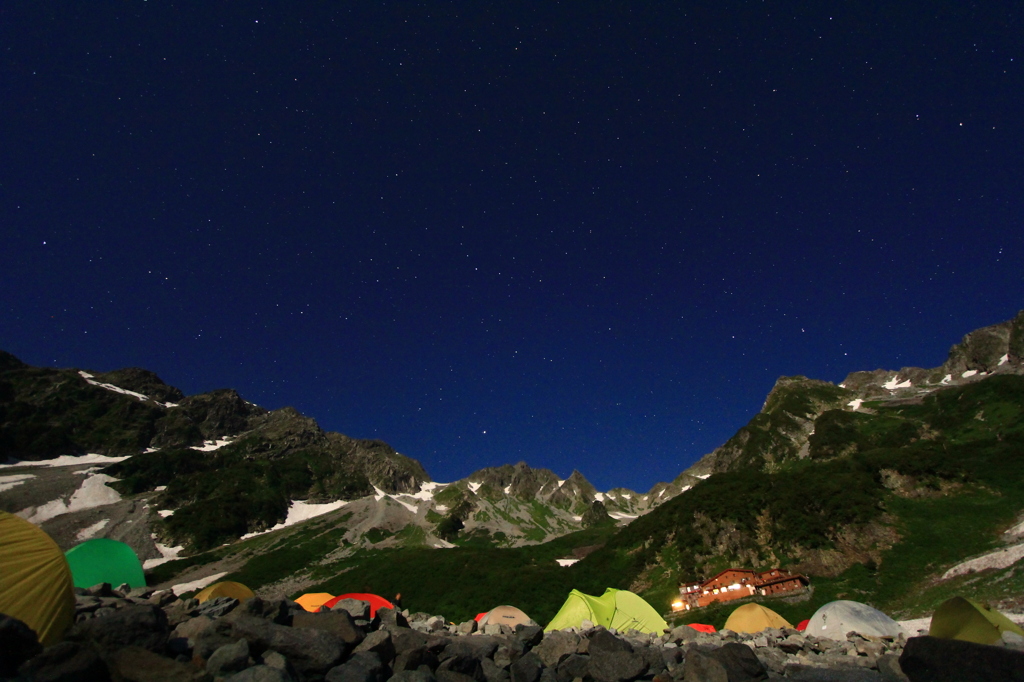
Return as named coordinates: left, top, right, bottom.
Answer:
left=4, top=584, right=1024, bottom=681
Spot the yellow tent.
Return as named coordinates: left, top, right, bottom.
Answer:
left=295, top=592, right=335, bottom=612
left=929, top=596, right=1024, bottom=645
left=0, top=511, right=75, bottom=645
left=724, top=603, right=792, bottom=633
left=194, top=581, right=255, bottom=604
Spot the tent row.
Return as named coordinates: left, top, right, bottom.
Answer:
left=2, top=511, right=1021, bottom=649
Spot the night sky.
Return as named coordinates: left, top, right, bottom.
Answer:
left=2, top=3, right=1022, bottom=492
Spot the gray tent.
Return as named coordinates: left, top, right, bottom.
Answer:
left=806, top=600, right=902, bottom=640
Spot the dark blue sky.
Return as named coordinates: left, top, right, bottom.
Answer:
left=2, top=3, right=1022, bottom=492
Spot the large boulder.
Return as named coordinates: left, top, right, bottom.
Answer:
left=67, top=603, right=170, bottom=654
left=230, top=613, right=347, bottom=675
left=900, top=635, right=1024, bottom=682
left=587, top=630, right=646, bottom=682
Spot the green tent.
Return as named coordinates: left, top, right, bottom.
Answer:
left=929, top=596, right=1024, bottom=645
left=545, top=588, right=668, bottom=635
left=65, top=538, right=146, bottom=590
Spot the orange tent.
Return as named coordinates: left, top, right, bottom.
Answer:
left=295, top=592, right=335, bottom=613
left=322, top=592, right=394, bottom=618
left=687, top=623, right=716, bottom=634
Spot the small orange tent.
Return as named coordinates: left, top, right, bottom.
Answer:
left=295, top=592, right=335, bottom=613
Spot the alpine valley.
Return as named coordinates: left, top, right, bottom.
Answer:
left=2, top=311, right=1024, bottom=628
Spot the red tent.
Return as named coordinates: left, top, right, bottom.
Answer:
left=322, top=593, right=395, bottom=618
left=796, top=619, right=809, bottom=631
left=475, top=612, right=488, bottom=622
left=687, top=623, right=717, bottom=634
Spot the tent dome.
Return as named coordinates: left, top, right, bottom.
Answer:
left=807, top=600, right=902, bottom=640
left=929, top=596, right=1024, bottom=645
left=479, top=605, right=536, bottom=629
left=64, top=538, right=145, bottom=590
left=724, top=603, right=792, bottom=633
left=295, top=592, right=335, bottom=613
left=0, top=512, right=76, bottom=646
left=545, top=588, right=667, bottom=635
left=195, top=581, right=255, bottom=604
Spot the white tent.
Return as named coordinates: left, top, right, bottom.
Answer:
left=807, top=600, right=902, bottom=640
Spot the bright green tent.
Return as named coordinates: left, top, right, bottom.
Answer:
left=929, top=596, right=1024, bottom=645
left=65, top=538, right=146, bottom=590
left=545, top=588, right=668, bottom=635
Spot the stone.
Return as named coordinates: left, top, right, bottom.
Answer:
left=515, top=625, right=544, bottom=648
left=207, top=638, right=251, bottom=676
left=18, top=641, right=111, bottom=682
left=779, top=634, right=808, bottom=654
left=115, top=583, right=133, bottom=597
left=293, top=610, right=366, bottom=646
left=481, top=656, right=509, bottom=682
left=876, top=653, right=910, bottom=682
left=638, top=645, right=666, bottom=677
left=394, top=646, right=440, bottom=673
left=224, top=666, right=294, bottom=682
left=174, top=615, right=216, bottom=641
left=392, top=628, right=449, bottom=656
left=236, top=597, right=293, bottom=626
left=510, top=651, right=543, bottom=682
left=332, top=599, right=372, bottom=620
left=197, top=596, right=239, bottom=618
left=436, top=670, right=477, bottom=682
left=261, top=649, right=296, bottom=677
left=326, top=651, right=388, bottom=682
left=230, top=613, right=347, bottom=675
left=553, top=653, right=590, bottom=682
left=108, top=646, right=211, bottom=682
left=437, top=654, right=483, bottom=681
left=391, top=671, right=439, bottom=682
left=899, top=635, right=1024, bottom=682
left=86, top=582, right=115, bottom=597
left=355, top=629, right=397, bottom=664
left=589, top=648, right=646, bottom=682
left=377, top=607, right=411, bottom=631
left=533, top=631, right=581, bottom=668
left=708, top=642, right=769, bottom=681
left=493, top=639, right=526, bottom=669
left=681, top=650, right=728, bottom=682
left=483, top=624, right=504, bottom=636
left=67, top=603, right=170, bottom=654
left=427, top=616, right=447, bottom=631
left=784, top=666, right=884, bottom=681
left=441, top=636, right=502, bottom=664
left=456, top=620, right=478, bottom=635
left=0, top=614, right=43, bottom=676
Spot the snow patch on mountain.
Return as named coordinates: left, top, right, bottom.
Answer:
left=144, top=540, right=184, bottom=569
left=191, top=438, right=235, bottom=451
left=79, top=370, right=179, bottom=408
left=848, top=398, right=864, bottom=411
left=0, top=474, right=35, bottom=492
left=1, top=453, right=132, bottom=468
left=18, top=473, right=123, bottom=524
left=172, top=572, right=228, bottom=596
left=240, top=499, right=350, bottom=539
left=962, top=370, right=978, bottom=378
left=882, top=376, right=912, bottom=390
left=75, top=519, right=110, bottom=541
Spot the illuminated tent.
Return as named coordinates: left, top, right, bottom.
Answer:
left=929, top=596, right=1024, bottom=645
left=0, top=512, right=75, bottom=646
left=687, top=623, right=717, bottom=634
left=295, top=592, right=335, bottom=613
left=478, top=605, right=536, bottom=629
left=723, top=603, right=792, bottom=633
left=195, top=581, right=255, bottom=604
left=807, top=600, right=901, bottom=640
left=64, top=538, right=145, bottom=590
left=545, top=588, right=668, bottom=635
left=322, top=593, right=395, bottom=618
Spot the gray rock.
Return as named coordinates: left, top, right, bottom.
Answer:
left=441, top=636, right=502, bottom=664
left=326, top=651, right=388, bottom=682
left=198, top=596, right=239, bottom=619
left=533, top=631, right=581, bottom=668
left=107, top=645, right=210, bottom=681
left=224, top=665, right=294, bottom=682
left=456, top=620, right=478, bottom=635
left=554, top=653, right=590, bottom=682
left=899, top=635, right=1024, bottom=682
left=235, top=597, right=293, bottom=626
left=708, top=642, right=769, bottom=681
left=355, top=629, right=397, bottom=664
left=515, top=625, right=544, bottom=648
left=261, top=650, right=297, bottom=678
left=589, top=648, right=646, bottom=682
left=230, top=613, right=347, bottom=675
left=17, top=641, right=111, bottom=682
left=876, top=653, right=910, bottom=682
left=784, top=665, right=883, bottom=681
left=67, top=603, right=170, bottom=654
left=493, top=639, right=526, bottom=669
left=207, top=638, right=251, bottom=676
left=394, top=646, right=440, bottom=673
left=681, top=650, right=728, bottom=682
left=481, top=656, right=510, bottom=682
left=86, top=582, right=115, bottom=597
left=377, top=607, right=411, bottom=631
left=510, top=651, right=543, bottom=682
left=0, top=614, right=43, bottom=677
left=392, top=628, right=450, bottom=656
left=390, top=670, right=438, bottom=682
left=293, top=610, right=366, bottom=646
left=436, top=654, right=482, bottom=681
left=332, top=599, right=372, bottom=620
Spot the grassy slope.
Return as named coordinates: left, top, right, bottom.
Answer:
left=149, top=375, right=1024, bottom=628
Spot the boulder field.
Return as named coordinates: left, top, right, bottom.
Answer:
left=4, top=584, right=1024, bottom=681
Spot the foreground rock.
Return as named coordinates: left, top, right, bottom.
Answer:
left=14, top=587, right=1024, bottom=681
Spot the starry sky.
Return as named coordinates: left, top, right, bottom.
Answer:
left=2, top=3, right=1022, bottom=492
